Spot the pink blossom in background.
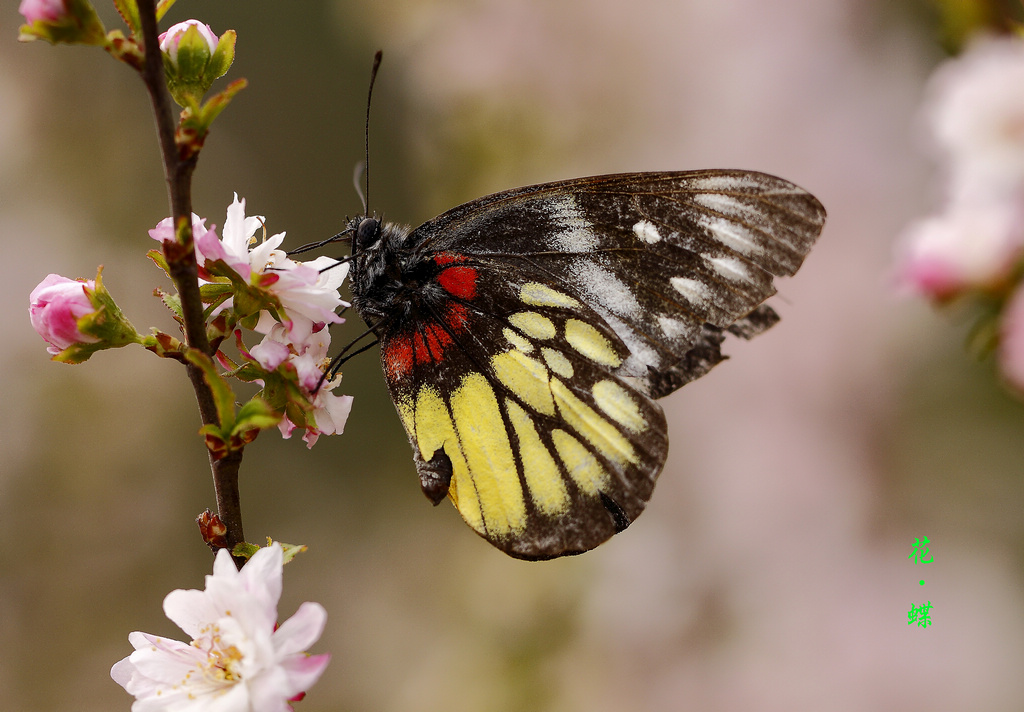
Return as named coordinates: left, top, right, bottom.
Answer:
left=928, top=37, right=1024, bottom=200
left=158, top=19, right=219, bottom=62
left=110, top=544, right=330, bottom=711
left=898, top=36, right=1024, bottom=301
left=18, top=0, right=66, bottom=23
left=28, top=274, right=100, bottom=355
left=896, top=199, right=1024, bottom=299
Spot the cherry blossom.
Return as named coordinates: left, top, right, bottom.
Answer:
left=18, top=0, right=66, bottom=23
left=196, top=195, right=349, bottom=332
left=252, top=323, right=354, bottom=448
left=159, top=20, right=219, bottom=63
left=28, top=274, right=100, bottom=355
left=111, top=544, right=329, bottom=711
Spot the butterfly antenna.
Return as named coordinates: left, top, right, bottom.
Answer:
left=363, top=50, right=383, bottom=217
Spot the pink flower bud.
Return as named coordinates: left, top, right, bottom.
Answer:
left=19, top=0, right=66, bottom=23
left=29, top=274, right=101, bottom=355
left=158, top=19, right=218, bottom=62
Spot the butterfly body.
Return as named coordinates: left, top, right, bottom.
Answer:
left=347, top=170, right=825, bottom=560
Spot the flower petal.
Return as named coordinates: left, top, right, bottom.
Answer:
left=273, top=602, right=328, bottom=657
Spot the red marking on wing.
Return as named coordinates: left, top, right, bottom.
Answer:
left=414, top=322, right=454, bottom=363
left=444, top=303, right=470, bottom=330
left=434, top=252, right=467, bottom=266
left=383, top=333, right=414, bottom=380
left=437, top=266, right=478, bottom=300
left=383, top=304, right=471, bottom=380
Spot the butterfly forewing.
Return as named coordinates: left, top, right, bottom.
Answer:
left=350, top=169, right=825, bottom=559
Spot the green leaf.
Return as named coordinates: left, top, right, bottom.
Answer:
left=175, top=79, right=248, bottom=159
left=155, top=0, right=177, bottom=22
left=147, top=248, right=171, bottom=277
left=233, top=397, right=282, bottom=435
left=277, top=541, right=308, bottom=564
left=155, top=288, right=184, bottom=320
left=185, top=349, right=237, bottom=434
left=111, top=0, right=140, bottom=35
left=231, top=541, right=261, bottom=560
left=206, top=29, right=236, bottom=80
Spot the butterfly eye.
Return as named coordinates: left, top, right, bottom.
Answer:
left=355, top=217, right=382, bottom=250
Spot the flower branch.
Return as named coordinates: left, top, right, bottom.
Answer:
left=135, top=0, right=252, bottom=556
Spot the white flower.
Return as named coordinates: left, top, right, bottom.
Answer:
left=198, top=195, right=349, bottom=334
left=111, top=544, right=330, bottom=711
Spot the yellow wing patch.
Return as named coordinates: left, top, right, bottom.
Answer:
left=491, top=350, right=555, bottom=416
left=509, top=311, right=557, bottom=340
left=592, top=379, right=646, bottom=433
left=564, top=318, right=621, bottom=367
left=520, top=282, right=581, bottom=309
left=503, top=327, right=534, bottom=353
left=450, top=373, right=527, bottom=536
left=541, top=347, right=574, bottom=379
left=551, top=378, right=637, bottom=466
left=551, top=428, right=608, bottom=494
left=505, top=399, right=570, bottom=515
left=412, top=386, right=479, bottom=530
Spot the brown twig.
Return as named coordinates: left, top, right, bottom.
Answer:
left=136, top=0, right=245, bottom=562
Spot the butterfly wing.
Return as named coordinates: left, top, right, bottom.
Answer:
left=378, top=170, right=825, bottom=559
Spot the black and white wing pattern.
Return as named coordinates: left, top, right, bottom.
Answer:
left=348, top=169, right=825, bottom=560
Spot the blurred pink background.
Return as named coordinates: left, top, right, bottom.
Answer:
left=3, top=1, right=1024, bottom=710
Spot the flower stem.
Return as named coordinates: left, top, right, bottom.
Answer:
left=137, top=0, right=245, bottom=563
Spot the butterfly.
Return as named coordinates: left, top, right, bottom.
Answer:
left=343, top=168, right=825, bottom=560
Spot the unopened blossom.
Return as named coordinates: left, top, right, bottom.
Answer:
left=159, top=19, right=219, bottom=63
left=111, top=544, right=330, bottom=711
left=19, top=0, right=66, bottom=23
left=29, top=274, right=100, bottom=355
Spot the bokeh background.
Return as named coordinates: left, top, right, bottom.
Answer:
left=4, top=1, right=1024, bottom=710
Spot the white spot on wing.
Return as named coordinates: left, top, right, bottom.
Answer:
left=658, top=315, right=692, bottom=339
left=688, top=174, right=757, bottom=191
left=548, top=195, right=598, bottom=252
left=697, top=215, right=760, bottom=256
left=704, top=253, right=750, bottom=282
left=670, top=276, right=709, bottom=304
left=600, top=311, right=662, bottom=372
left=632, top=219, right=662, bottom=244
left=569, top=260, right=641, bottom=319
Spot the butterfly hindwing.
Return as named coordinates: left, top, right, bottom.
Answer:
left=378, top=261, right=668, bottom=559
left=350, top=169, right=825, bottom=559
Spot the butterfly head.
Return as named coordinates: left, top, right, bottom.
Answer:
left=348, top=215, right=416, bottom=325
left=353, top=216, right=382, bottom=252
